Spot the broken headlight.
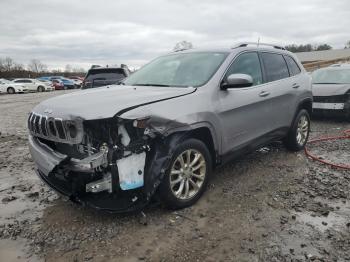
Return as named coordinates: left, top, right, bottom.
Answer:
left=133, top=117, right=150, bottom=129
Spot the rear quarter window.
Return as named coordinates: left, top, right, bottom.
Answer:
left=284, top=55, right=301, bottom=76
left=260, top=52, right=290, bottom=82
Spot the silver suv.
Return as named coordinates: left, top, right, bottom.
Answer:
left=28, top=43, right=312, bottom=212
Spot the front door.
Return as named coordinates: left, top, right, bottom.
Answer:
left=217, top=51, right=272, bottom=154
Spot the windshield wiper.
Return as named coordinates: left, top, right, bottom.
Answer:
left=132, top=83, right=171, bottom=87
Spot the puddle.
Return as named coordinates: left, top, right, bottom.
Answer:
left=296, top=200, right=350, bottom=232
left=297, top=212, right=347, bottom=231
left=0, top=238, right=41, bottom=262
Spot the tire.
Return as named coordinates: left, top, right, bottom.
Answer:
left=7, top=87, right=15, bottom=94
left=158, top=138, right=212, bottom=209
left=283, top=109, right=310, bottom=151
left=37, top=86, right=45, bottom=92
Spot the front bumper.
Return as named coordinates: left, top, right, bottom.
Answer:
left=313, top=95, right=350, bottom=117
left=29, top=136, right=149, bottom=213
left=16, top=88, right=29, bottom=93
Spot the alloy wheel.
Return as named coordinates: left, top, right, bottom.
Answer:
left=296, top=115, right=309, bottom=145
left=169, top=149, right=206, bottom=200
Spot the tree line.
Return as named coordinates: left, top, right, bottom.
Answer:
left=0, top=57, right=86, bottom=79
left=285, top=40, right=350, bottom=53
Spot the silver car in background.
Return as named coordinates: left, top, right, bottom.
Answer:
left=312, top=64, right=350, bottom=119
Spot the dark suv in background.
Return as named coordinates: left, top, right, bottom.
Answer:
left=82, top=66, right=130, bottom=89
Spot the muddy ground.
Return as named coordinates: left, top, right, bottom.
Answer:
left=0, top=91, right=349, bottom=262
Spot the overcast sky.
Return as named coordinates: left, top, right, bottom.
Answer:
left=0, top=0, right=349, bottom=70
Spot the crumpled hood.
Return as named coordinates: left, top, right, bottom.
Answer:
left=32, top=85, right=196, bottom=120
left=312, top=83, right=350, bottom=96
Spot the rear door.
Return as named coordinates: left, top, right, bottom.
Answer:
left=14, top=79, right=27, bottom=88
left=259, top=52, right=296, bottom=131
left=217, top=51, right=273, bottom=154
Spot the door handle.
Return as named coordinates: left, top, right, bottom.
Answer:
left=292, top=83, right=300, bottom=88
left=259, top=91, right=270, bottom=97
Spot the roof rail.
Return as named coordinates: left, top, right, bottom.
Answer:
left=232, top=42, right=286, bottom=50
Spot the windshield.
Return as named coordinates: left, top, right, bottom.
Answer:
left=312, top=69, right=350, bottom=84
left=124, top=52, right=229, bottom=87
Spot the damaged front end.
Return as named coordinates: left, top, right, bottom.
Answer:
left=28, top=113, right=178, bottom=212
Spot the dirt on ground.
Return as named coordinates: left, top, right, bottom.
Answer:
left=0, top=91, right=349, bottom=262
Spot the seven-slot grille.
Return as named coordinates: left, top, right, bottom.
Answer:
left=28, top=113, right=67, bottom=140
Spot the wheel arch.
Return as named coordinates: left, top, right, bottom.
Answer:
left=165, top=124, right=219, bottom=166
left=289, top=98, right=312, bottom=127
left=296, top=98, right=313, bottom=117
left=7, top=86, right=15, bottom=93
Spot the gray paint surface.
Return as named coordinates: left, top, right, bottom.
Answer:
left=31, top=47, right=312, bottom=156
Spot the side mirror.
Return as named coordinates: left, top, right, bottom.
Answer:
left=221, top=73, right=253, bottom=90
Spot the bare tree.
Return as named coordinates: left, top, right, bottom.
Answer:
left=2, top=57, right=15, bottom=71
left=72, top=66, right=86, bottom=73
left=27, top=59, right=47, bottom=73
left=65, top=64, right=72, bottom=73
left=51, top=69, right=62, bottom=74
left=345, top=40, right=350, bottom=49
left=173, top=41, right=193, bottom=51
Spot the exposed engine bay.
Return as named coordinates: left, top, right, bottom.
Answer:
left=28, top=114, right=183, bottom=212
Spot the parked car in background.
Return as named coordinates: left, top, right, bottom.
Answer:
left=51, top=79, right=65, bottom=90
left=38, top=76, right=76, bottom=89
left=37, top=79, right=55, bottom=91
left=0, top=78, right=28, bottom=94
left=69, top=78, right=83, bottom=88
left=12, top=78, right=54, bottom=92
left=312, top=64, right=350, bottom=119
left=82, top=67, right=130, bottom=89
left=69, top=76, right=84, bottom=81
left=28, top=43, right=312, bottom=212
left=50, top=77, right=76, bottom=89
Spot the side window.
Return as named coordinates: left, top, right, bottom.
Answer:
left=225, top=52, right=263, bottom=86
left=14, top=80, right=24, bottom=83
left=284, top=55, right=301, bottom=76
left=260, top=53, right=289, bottom=82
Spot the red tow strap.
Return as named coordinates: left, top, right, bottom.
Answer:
left=304, top=129, right=350, bottom=169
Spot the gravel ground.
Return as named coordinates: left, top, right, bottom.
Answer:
left=0, top=91, right=349, bottom=262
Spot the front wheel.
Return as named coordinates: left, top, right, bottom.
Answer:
left=158, top=138, right=212, bottom=209
left=283, top=109, right=310, bottom=151
left=7, top=87, right=15, bottom=94
left=37, top=86, right=45, bottom=92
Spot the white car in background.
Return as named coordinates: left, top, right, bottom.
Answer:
left=12, top=78, right=54, bottom=92
left=0, top=78, right=28, bottom=94
left=37, top=79, right=55, bottom=91
left=70, top=79, right=82, bottom=88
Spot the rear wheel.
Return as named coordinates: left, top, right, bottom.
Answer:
left=284, top=109, right=310, bottom=151
left=158, top=138, right=212, bottom=209
left=37, top=86, right=45, bottom=92
left=7, top=87, right=15, bottom=94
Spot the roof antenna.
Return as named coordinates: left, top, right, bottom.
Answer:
left=257, top=37, right=260, bottom=47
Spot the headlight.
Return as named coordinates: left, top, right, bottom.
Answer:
left=133, top=117, right=150, bottom=128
